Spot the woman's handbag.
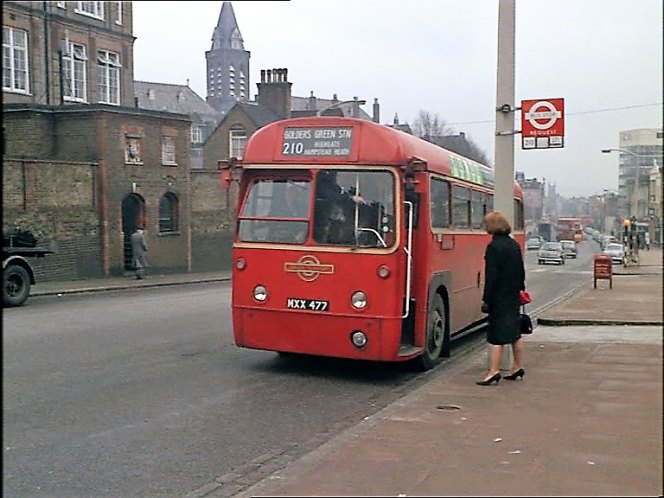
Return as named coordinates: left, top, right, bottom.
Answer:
left=520, top=304, right=533, bottom=335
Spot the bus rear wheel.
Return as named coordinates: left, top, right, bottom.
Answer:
left=418, top=294, right=446, bottom=371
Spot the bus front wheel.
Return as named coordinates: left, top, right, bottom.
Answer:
left=418, top=294, right=446, bottom=371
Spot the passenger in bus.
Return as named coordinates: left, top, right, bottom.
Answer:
left=314, top=171, right=366, bottom=244
left=477, top=211, right=526, bottom=386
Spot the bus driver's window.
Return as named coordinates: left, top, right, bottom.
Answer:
left=314, top=170, right=395, bottom=247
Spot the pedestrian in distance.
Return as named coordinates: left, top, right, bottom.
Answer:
left=130, top=227, right=148, bottom=280
left=477, top=211, right=526, bottom=386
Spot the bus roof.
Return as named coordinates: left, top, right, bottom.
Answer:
left=242, top=116, right=522, bottom=193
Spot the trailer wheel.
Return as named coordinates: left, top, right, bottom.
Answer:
left=3, top=264, right=31, bottom=307
left=418, top=294, right=446, bottom=371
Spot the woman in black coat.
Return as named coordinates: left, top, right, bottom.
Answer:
left=477, top=211, right=526, bottom=385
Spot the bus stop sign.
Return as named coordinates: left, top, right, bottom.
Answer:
left=521, top=98, right=565, bottom=150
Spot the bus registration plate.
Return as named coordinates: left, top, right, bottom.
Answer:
left=286, top=298, right=329, bottom=312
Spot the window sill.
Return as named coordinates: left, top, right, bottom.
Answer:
left=74, top=9, right=104, bottom=20
left=3, top=88, right=31, bottom=95
left=162, top=162, right=178, bottom=167
left=125, top=161, right=144, bottom=166
left=158, top=231, right=180, bottom=237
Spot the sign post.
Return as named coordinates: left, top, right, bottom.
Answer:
left=593, top=253, right=613, bottom=289
left=521, top=98, right=565, bottom=149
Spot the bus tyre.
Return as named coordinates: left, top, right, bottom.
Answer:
left=3, top=264, right=31, bottom=307
left=419, top=294, right=446, bottom=371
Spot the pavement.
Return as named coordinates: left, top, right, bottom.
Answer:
left=26, top=249, right=664, bottom=497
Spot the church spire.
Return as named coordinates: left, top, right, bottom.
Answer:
left=211, top=1, right=244, bottom=51
left=206, top=1, right=251, bottom=111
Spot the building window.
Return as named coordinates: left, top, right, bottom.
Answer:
left=191, top=125, right=203, bottom=144
left=2, top=27, right=30, bottom=94
left=115, top=1, right=123, bottom=24
left=230, top=126, right=246, bottom=159
left=75, top=1, right=104, bottom=19
left=97, top=50, right=120, bottom=105
left=125, top=136, right=142, bottom=164
left=159, top=193, right=179, bottom=233
left=162, top=136, right=176, bottom=165
left=63, top=42, right=88, bottom=102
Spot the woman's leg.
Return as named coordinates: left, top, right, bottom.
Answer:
left=486, top=344, right=503, bottom=377
left=509, top=337, right=523, bottom=372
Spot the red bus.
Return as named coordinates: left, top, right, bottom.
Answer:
left=220, top=117, right=524, bottom=370
left=557, top=217, right=583, bottom=243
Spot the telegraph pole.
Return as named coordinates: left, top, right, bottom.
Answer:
left=494, top=0, right=516, bottom=226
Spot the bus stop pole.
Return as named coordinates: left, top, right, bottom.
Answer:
left=492, top=0, right=516, bottom=370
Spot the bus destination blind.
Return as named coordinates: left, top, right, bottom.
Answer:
left=282, top=127, right=353, bottom=157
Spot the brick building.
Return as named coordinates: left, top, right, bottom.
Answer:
left=2, top=2, right=200, bottom=280
left=3, top=103, right=193, bottom=279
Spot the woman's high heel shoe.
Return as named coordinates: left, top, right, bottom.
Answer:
left=504, top=368, right=525, bottom=380
left=476, top=372, right=501, bottom=385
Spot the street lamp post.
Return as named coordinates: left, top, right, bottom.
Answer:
left=316, top=98, right=367, bottom=117
left=602, top=148, right=664, bottom=251
left=601, top=148, right=662, bottom=220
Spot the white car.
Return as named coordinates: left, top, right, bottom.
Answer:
left=603, top=243, right=624, bottom=264
left=526, top=237, right=542, bottom=250
left=560, top=240, right=577, bottom=258
left=538, top=242, right=565, bottom=265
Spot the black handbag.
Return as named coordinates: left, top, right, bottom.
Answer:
left=520, top=305, right=533, bottom=335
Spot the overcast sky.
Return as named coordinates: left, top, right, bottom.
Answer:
left=132, top=0, right=663, bottom=198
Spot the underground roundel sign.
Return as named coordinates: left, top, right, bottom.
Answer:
left=521, top=98, right=564, bottom=149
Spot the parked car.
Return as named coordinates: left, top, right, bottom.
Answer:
left=538, top=241, right=565, bottom=265
left=560, top=239, right=577, bottom=258
left=603, top=243, right=624, bottom=264
left=526, top=237, right=542, bottom=250
left=599, top=234, right=617, bottom=250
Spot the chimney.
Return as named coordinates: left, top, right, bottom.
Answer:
left=308, top=91, right=316, bottom=111
left=256, top=67, right=292, bottom=118
left=352, top=96, right=360, bottom=118
left=372, top=98, right=380, bottom=123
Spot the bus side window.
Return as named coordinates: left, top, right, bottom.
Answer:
left=430, top=178, right=450, bottom=229
left=471, top=190, right=485, bottom=229
left=513, top=198, right=524, bottom=230
left=453, top=186, right=471, bottom=228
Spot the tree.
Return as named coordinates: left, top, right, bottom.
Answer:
left=412, top=110, right=452, bottom=140
left=411, top=109, right=491, bottom=166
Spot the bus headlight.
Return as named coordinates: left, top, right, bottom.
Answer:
left=351, top=291, right=367, bottom=309
left=253, top=285, right=268, bottom=302
left=236, top=257, right=246, bottom=270
left=350, top=330, right=367, bottom=348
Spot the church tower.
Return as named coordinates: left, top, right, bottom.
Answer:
left=205, top=1, right=250, bottom=112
